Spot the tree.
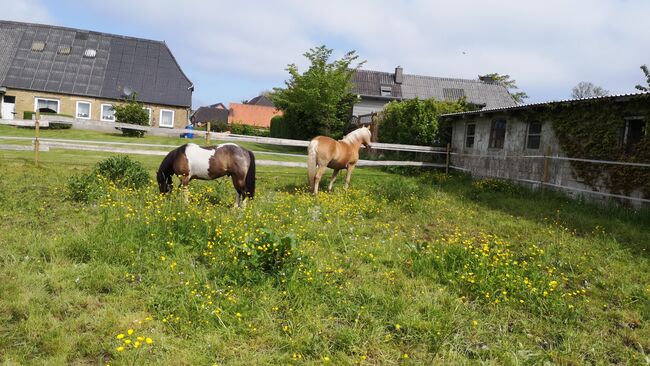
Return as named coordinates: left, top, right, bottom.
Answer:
left=269, top=45, right=365, bottom=140
left=112, top=94, right=150, bottom=137
left=378, top=98, right=469, bottom=146
left=479, top=73, right=529, bottom=104
left=571, top=81, right=609, bottom=99
left=635, top=64, right=650, bottom=92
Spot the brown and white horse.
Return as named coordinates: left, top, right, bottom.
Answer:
left=157, top=143, right=255, bottom=207
left=307, top=126, right=372, bottom=194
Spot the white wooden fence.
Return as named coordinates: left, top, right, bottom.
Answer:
left=0, top=117, right=448, bottom=169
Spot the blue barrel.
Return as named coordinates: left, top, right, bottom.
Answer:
left=181, top=124, right=194, bottom=138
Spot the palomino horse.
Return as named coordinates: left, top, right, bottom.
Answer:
left=307, top=126, right=372, bottom=194
left=157, top=143, right=256, bottom=207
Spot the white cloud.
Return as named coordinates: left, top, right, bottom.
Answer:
left=11, top=0, right=650, bottom=104
left=2, top=0, right=53, bottom=24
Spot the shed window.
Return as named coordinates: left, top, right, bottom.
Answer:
left=76, top=101, right=91, bottom=119
left=35, top=98, right=59, bottom=113
left=160, top=109, right=174, bottom=128
left=489, top=119, right=507, bottom=149
left=622, top=117, right=646, bottom=152
left=465, top=123, right=476, bottom=148
left=101, top=104, right=115, bottom=121
left=380, top=86, right=392, bottom=97
left=526, top=121, right=542, bottom=149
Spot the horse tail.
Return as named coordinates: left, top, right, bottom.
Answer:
left=307, top=139, right=318, bottom=190
left=157, top=144, right=187, bottom=193
left=244, top=149, right=256, bottom=199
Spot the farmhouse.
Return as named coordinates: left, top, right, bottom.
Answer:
left=0, top=20, right=192, bottom=128
left=350, top=66, right=517, bottom=117
left=441, top=92, right=650, bottom=202
left=191, top=103, right=229, bottom=127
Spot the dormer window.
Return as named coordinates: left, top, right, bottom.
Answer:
left=31, top=41, right=45, bottom=52
left=380, top=86, right=392, bottom=97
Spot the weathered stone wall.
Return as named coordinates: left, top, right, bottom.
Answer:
left=449, top=113, right=645, bottom=203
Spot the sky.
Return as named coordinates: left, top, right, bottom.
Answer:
left=4, top=0, right=650, bottom=109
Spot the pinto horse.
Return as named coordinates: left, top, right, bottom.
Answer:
left=157, top=143, right=255, bottom=207
left=307, top=126, right=372, bottom=194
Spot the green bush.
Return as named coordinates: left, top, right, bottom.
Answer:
left=209, top=120, right=229, bottom=132
left=270, top=115, right=291, bottom=138
left=66, top=155, right=150, bottom=202
left=230, top=123, right=270, bottom=137
left=66, top=173, right=105, bottom=203
left=113, top=95, right=150, bottom=137
left=233, top=228, right=297, bottom=275
left=95, top=155, right=150, bottom=189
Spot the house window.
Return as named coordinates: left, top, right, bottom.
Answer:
left=380, top=86, right=392, bottom=97
left=35, top=98, right=60, bottom=113
left=160, top=109, right=174, bottom=128
left=622, top=117, right=646, bottom=152
left=144, top=107, right=152, bottom=124
left=526, top=121, right=542, bottom=149
left=101, top=104, right=115, bottom=121
left=489, top=119, right=507, bottom=149
left=465, top=123, right=476, bottom=148
left=76, top=101, right=91, bottom=119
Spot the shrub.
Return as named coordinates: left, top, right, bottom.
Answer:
left=209, top=120, right=229, bottom=132
left=66, top=155, right=150, bottom=202
left=230, top=123, right=270, bottom=137
left=112, top=94, right=150, bottom=137
left=66, top=173, right=105, bottom=203
left=95, top=155, right=150, bottom=189
left=232, top=228, right=297, bottom=275
left=270, top=115, right=290, bottom=138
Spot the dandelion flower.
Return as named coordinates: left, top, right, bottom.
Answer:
left=116, top=334, right=125, bottom=339
left=116, top=346, right=124, bottom=352
left=127, top=329, right=134, bottom=335
left=145, top=337, right=153, bottom=344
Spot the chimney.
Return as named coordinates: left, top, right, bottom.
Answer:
left=394, top=66, right=403, bottom=84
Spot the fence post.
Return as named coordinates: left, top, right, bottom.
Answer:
left=34, top=111, right=40, bottom=167
left=205, top=121, right=211, bottom=145
left=445, top=143, right=451, bottom=175
left=542, top=145, right=551, bottom=183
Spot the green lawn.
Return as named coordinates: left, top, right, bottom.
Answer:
left=0, top=135, right=649, bottom=365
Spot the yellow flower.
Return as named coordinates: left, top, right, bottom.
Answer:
left=395, top=324, right=401, bottom=330
left=134, top=341, right=141, bottom=348
left=124, top=339, right=131, bottom=344
left=116, top=346, right=124, bottom=352
left=472, top=320, right=478, bottom=327
left=127, top=329, right=134, bottom=335
left=403, top=353, right=410, bottom=359
left=145, top=337, right=153, bottom=344
left=116, top=333, right=125, bottom=339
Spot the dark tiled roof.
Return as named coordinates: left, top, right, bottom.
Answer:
left=441, top=92, right=650, bottom=118
left=0, top=20, right=192, bottom=107
left=247, top=94, right=274, bottom=107
left=191, top=106, right=229, bottom=124
left=351, top=69, right=517, bottom=109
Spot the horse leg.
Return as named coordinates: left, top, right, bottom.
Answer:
left=231, top=175, right=246, bottom=208
left=313, top=166, right=328, bottom=195
left=327, top=169, right=339, bottom=192
left=344, top=164, right=356, bottom=190
left=180, top=175, right=191, bottom=203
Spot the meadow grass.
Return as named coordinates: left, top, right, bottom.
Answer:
left=0, top=146, right=649, bottom=365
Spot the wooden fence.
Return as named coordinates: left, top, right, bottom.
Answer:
left=0, top=116, right=449, bottom=169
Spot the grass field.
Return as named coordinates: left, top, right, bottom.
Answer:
left=1, top=129, right=649, bottom=365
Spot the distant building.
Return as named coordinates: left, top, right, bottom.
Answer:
left=0, top=20, right=192, bottom=128
left=191, top=103, right=229, bottom=126
left=227, top=94, right=281, bottom=128
left=441, top=92, right=650, bottom=203
left=350, top=66, right=516, bottom=117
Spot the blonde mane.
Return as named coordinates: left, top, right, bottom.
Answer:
left=342, top=127, right=371, bottom=144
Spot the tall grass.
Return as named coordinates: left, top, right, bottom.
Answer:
left=0, top=154, right=649, bottom=365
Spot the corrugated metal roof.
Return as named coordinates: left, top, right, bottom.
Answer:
left=441, top=92, right=650, bottom=118
left=0, top=20, right=192, bottom=107
left=350, top=69, right=517, bottom=109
